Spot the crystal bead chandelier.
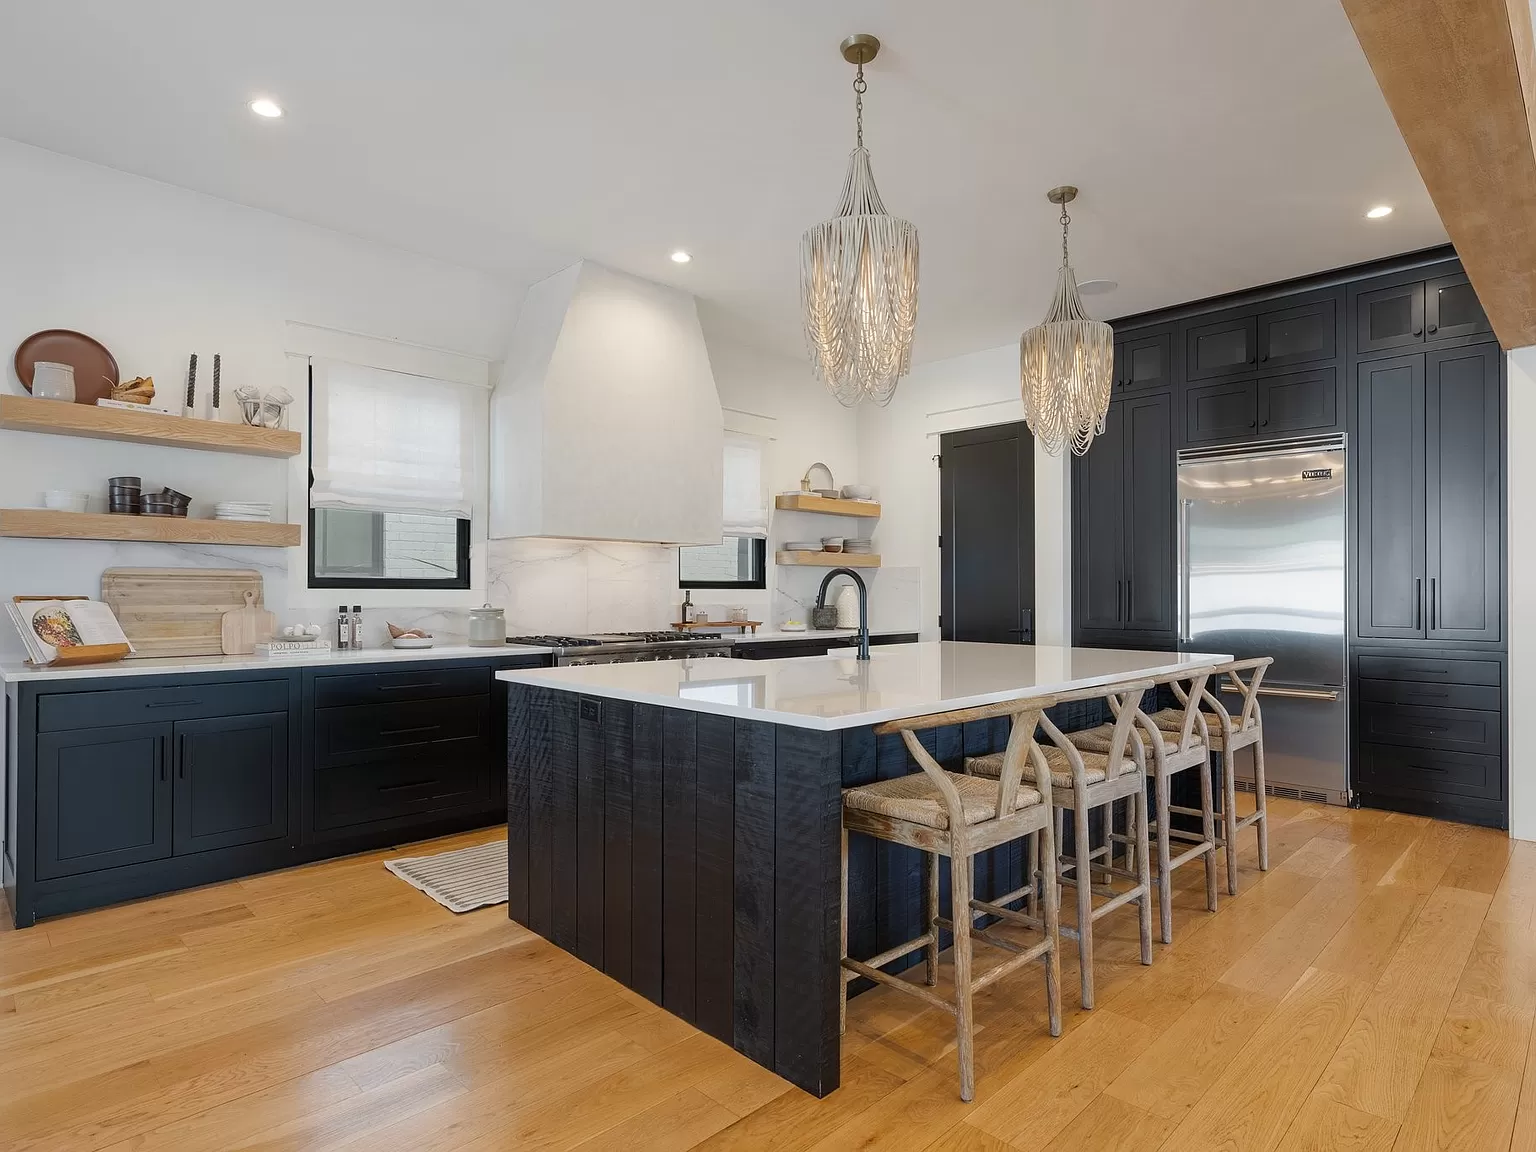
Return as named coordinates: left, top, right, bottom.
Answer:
left=1020, top=186, right=1115, bottom=455
left=801, top=34, right=919, bottom=408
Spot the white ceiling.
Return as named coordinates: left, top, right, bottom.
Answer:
left=0, top=1, right=1446, bottom=364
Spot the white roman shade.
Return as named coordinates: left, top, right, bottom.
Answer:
left=310, top=360, right=480, bottom=518
left=722, top=433, right=768, bottom=538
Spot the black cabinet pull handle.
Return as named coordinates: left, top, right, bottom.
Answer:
left=1126, top=579, right=1133, bottom=616
left=1117, top=579, right=1123, bottom=622
left=379, top=780, right=435, bottom=793
left=1414, top=577, right=1422, bottom=630
left=158, top=735, right=167, bottom=782
left=177, top=733, right=186, bottom=779
left=1410, top=690, right=1449, bottom=700
left=145, top=699, right=201, bottom=709
left=1429, top=577, right=1438, bottom=631
left=380, top=724, right=442, bottom=738
left=378, top=681, right=440, bottom=692
left=1249, top=419, right=1258, bottom=428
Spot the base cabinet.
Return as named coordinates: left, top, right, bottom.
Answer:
left=7, top=653, right=550, bottom=926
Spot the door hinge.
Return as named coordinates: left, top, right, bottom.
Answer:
left=937, top=534, right=943, bottom=548
left=938, top=614, right=943, bottom=629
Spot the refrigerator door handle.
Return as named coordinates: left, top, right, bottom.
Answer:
left=1177, top=499, right=1192, bottom=642
left=1245, top=685, right=1341, bottom=702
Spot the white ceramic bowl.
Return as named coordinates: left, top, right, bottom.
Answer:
left=840, top=484, right=874, bottom=500
left=43, top=490, right=89, bottom=513
left=391, top=636, right=436, bottom=649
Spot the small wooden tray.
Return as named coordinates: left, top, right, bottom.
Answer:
left=12, top=596, right=131, bottom=667
left=673, top=620, right=761, bottom=633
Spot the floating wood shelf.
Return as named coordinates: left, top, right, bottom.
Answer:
left=775, top=551, right=880, bottom=569
left=0, top=395, right=302, bottom=458
left=774, top=494, right=881, bottom=518
left=0, top=509, right=300, bottom=548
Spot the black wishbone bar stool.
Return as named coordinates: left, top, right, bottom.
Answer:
left=966, top=679, right=1155, bottom=1010
left=840, top=695, right=1063, bottom=1102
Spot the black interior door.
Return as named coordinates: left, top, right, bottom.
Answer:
left=36, top=723, right=172, bottom=879
left=1425, top=344, right=1502, bottom=642
left=939, top=422, right=1034, bottom=642
left=173, top=712, right=290, bottom=854
left=1072, top=405, right=1127, bottom=632
left=1357, top=355, right=1426, bottom=638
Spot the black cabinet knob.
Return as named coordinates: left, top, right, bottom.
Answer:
left=1428, top=325, right=1438, bottom=335
left=1259, top=353, right=1269, bottom=362
left=1413, top=327, right=1423, bottom=337
left=1249, top=419, right=1257, bottom=428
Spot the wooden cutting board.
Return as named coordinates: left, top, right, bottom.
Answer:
left=102, top=568, right=265, bottom=658
left=221, top=590, right=276, bottom=655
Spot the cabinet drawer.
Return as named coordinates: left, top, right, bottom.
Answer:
left=1358, top=742, right=1502, bottom=803
left=312, top=756, right=488, bottom=831
left=311, top=665, right=489, bottom=709
left=37, top=679, right=289, bottom=732
left=1357, top=678, right=1500, bottom=711
left=1358, top=702, right=1501, bottom=756
left=315, top=696, right=488, bottom=763
left=1356, top=655, right=1501, bottom=685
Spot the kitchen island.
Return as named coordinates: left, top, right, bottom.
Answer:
left=498, top=641, right=1228, bottom=1096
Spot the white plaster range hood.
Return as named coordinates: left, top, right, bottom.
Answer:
left=489, top=260, right=724, bottom=544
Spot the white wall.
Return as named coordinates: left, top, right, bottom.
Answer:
left=0, top=138, right=516, bottom=658
left=857, top=343, right=1071, bottom=643
left=1508, top=346, right=1536, bottom=841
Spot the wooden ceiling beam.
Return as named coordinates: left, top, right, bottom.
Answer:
left=1341, top=0, right=1536, bottom=348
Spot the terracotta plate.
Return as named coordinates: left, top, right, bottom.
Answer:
left=14, top=329, right=120, bottom=404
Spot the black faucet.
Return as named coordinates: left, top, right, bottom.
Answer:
left=815, top=568, right=870, bottom=660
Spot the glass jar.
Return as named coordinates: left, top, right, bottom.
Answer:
left=467, top=604, right=506, bottom=647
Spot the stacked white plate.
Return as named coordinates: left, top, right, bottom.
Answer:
left=784, top=540, right=820, bottom=552
left=215, top=501, right=273, bottom=522
left=844, top=537, right=874, bottom=554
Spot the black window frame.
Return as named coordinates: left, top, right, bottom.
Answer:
left=306, top=364, right=473, bottom=591
left=678, top=537, right=768, bottom=591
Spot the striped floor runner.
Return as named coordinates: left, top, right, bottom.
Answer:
left=384, top=839, right=508, bottom=913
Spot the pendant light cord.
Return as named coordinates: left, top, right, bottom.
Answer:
left=854, top=60, right=866, bottom=148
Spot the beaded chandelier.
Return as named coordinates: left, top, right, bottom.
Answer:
left=800, top=34, right=919, bottom=408
left=1020, top=186, right=1115, bottom=455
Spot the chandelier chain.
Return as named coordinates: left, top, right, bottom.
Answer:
left=853, top=63, right=866, bottom=148
left=1060, top=203, right=1071, bottom=266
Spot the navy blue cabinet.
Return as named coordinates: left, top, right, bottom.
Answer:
left=173, top=712, right=289, bottom=854
left=37, top=723, right=172, bottom=879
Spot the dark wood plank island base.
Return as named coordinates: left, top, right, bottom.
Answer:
left=505, top=683, right=1037, bottom=1097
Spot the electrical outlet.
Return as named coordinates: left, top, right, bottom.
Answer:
left=580, top=698, right=600, bottom=724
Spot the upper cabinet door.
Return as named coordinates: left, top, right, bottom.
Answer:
left=1118, top=329, right=1173, bottom=391
left=1356, top=355, right=1427, bottom=639
left=1122, top=391, right=1176, bottom=633
left=1425, top=275, right=1493, bottom=343
left=1259, top=367, right=1340, bottom=438
left=1256, top=298, right=1336, bottom=370
left=1072, top=404, right=1128, bottom=633
left=1425, top=345, right=1502, bottom=643
left=1356, top=283, right=1425, bottom=354
left=1184, top=378, right=1259, bottom=446
left=1185, top=314, right=1257, bottom=380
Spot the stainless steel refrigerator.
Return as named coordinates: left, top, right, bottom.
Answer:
left=1177, top=435, right=1349, bottom=804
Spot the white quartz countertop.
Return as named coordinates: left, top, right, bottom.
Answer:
left=496, top=642, right=1233, bottom=731
left=0, top=643, right=553, bottom=683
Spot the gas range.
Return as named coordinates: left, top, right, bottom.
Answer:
left=507, top=631, right=734, bottom=665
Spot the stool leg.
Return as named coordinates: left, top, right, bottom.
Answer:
left=839, top=824, right=849, bottom=1034
left=1199, top=758, right=1219, bottom=914
left=1155, top=767, right=1173, bottom=945
left=923, top=851, right=940, bottom=987
left=1073, top=800, right=1094, bottom=1009
left=1222, top=752, right=1240, bottom=896
left=1253, top=739, right=1270, bottom=871
left=1040, top=811, right=1062, bottom=1038
left=1135, top=782, right=1153, bottom=965
left=951, top=847, right=976, bottom=1102
left=1027, top=831, right=1040, bottom=919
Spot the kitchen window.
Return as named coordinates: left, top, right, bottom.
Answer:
left=308, top=361, right=477, bottom=589
left=679, top=433, right=768, bottom=590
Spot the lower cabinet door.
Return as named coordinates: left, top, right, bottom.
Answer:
left=172, top=712, right=290, bottom=854
left=36, top=723, right=172, bottom=879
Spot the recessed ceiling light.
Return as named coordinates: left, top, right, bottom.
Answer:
left=670, top=250, right=692, bottom=264
left=1366, top=204, right=1393, bottom=219
left=249, top=98, right=284, bottom=119
left=1077, top=279, right=1118, bottom=296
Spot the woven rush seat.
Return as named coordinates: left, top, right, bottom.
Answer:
left=1068, top=721, right=1199, bottom=758
left=965, top=743, right=1138, bottom=789
left=1147, top=707, right=1256, bottom=745
left=843, top=770, right=1044, bottom=830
